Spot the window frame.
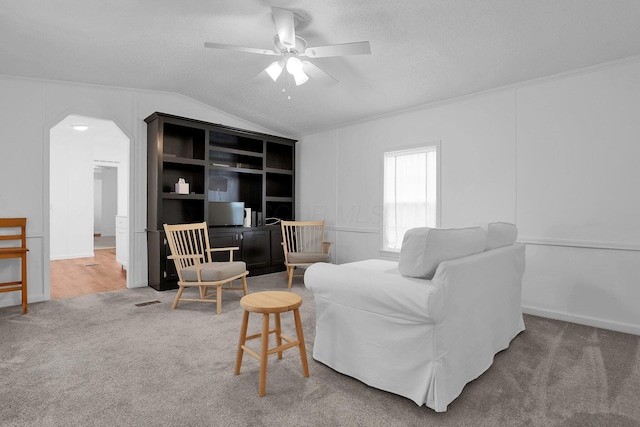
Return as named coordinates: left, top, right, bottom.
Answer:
left=380, top=141, right=442, bottom=255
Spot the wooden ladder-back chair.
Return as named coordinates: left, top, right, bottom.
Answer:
left=281, top=220, right=332, bottom=288
left=0, top=218, right=29, bottom=314
left=163, top=222, right=248, bottom=314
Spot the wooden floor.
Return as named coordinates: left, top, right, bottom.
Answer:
left=50, top=248, right=126, bottom=299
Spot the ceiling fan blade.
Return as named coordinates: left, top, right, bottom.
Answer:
left=204, top=42, right=279, bottom=56
left=271, top=6, right=296, bottom=48
left=302, top=61, right=338, bottom=86
left=303, top=41, right=371, bottom=58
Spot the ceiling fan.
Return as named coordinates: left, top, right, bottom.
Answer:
left=204, top=6, right=371, bottom=86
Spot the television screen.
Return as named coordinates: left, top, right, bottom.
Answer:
left=208, top=202, right=245, bottom=226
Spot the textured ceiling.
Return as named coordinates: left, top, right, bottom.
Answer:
left=2, top=0, right=640, bottom=136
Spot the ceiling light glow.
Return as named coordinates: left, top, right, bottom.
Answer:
left=265, top=61, right=284, bottom=81
left=292, top=70, right=309, bottom=86
left=286, top=57, right=309, bottom=86
left=72, top=124, right=89, bottom=131
left=285, top=57, right=303, bottom=74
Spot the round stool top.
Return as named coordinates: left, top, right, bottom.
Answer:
left=240, top=291, right=302, bottom=314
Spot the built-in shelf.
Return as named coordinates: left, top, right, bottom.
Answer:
left=163, top=156, right=206, bottom=166
left=146, top=112, right=296, bottom=290
left=162, top=193, right=206, bottom=200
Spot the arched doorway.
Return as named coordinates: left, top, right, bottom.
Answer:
left=49, top=114, right=131, bottom=298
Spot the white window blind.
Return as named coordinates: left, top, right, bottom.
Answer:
left=382, top=145, right=438, bottom=252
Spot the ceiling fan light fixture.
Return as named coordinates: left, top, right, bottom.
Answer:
left=285, top=56, right=308, bottom=85
left=265, top=61, right=284, bottom=81
left=292, top=70, right=309, bottom=86
left=285, top=56, right=303, bottom=74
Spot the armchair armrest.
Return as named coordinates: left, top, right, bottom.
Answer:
left=322, top=241, right=333, bottom=254
left=207, top=246, right=240, bottom=262
left=305, top=262, right=444, bottom=323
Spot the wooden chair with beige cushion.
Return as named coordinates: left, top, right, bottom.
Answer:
left=280, top=220, right=332, bottom=288
left=163, top=222, right=248, bottom=314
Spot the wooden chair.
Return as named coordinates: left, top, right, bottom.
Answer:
left=0, top=218, right=29, bottom=314
left=163, top=222, right=248, bottom=314
left=280, top=220, right=332, bottom=288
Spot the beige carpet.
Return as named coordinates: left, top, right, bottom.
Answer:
left=1, top=272, right=639, bottom=426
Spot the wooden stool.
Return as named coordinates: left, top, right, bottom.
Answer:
left=0, top=218, right=28, bottom=314
left=235, top=291, right=309, bottom=396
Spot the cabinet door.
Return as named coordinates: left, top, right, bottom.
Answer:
left=209, top=230, right=242, bottom=262
left=147, top=230, right=178, bottom=291
left=162, top=233, right=179, bottom=284
left=241, top=230, right=270, bottom=269
left=270, top=228, right=285, bottom=265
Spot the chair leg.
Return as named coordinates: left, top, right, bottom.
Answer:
left=21, top=253, right=28, bottom=314
left=241, top=275, right=248, bottom=295
left=259, top=313, right=270, bottom=396
left=216, top=285, right=223, bottom=315
left=235, top=310, right=250, bottom=375
left=172, top=285, right=185, bottom=309
left=293, top=308, right=309, bottom=377
left=287, top=267, right=294, bottom=288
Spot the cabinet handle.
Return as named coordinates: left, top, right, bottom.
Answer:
left=240, top=234, right=243, bottom=240
left=163, top=271, right=167, bottom=278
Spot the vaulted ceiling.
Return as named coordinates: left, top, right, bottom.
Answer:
left=2, top=1, right=640, bottom=136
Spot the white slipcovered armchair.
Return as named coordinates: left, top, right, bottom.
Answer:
left=304, top=223, right=525, bottom=412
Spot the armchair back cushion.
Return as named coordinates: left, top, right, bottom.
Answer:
left=475, top=222, right=518, bottom=250
left=398, top=227, right=486, bottom=279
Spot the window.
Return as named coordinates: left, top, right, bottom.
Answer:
left=382, top=144, right=439, bottom=252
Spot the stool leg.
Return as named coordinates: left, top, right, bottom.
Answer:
left=235, top=310, right=249, bottom=375
left=21, top=253, right=28, bottom=314
left=259, top=313, right=270, bottom=396
left=274, top=312, right=283, bottom=359
left=293, top=308, right=309, bottom=377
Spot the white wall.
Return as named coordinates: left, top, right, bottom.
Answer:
left=0, top=74, right=279, bottom=309
left=49, top=126, right=94, bottom=259
left=94, top=170, right=102, bottom=235
left=298, top=89, right=517, bottom=263
left=93, top=122, right=130, bottom=218
left=100, top=167, right=118, bottom=236
left=297, top=58, right=640, bottom=335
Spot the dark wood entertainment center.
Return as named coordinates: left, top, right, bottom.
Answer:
left=145, top=112, right=296, bottom=291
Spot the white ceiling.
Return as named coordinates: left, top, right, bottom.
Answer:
left=2, top=1, right=640, bottom=137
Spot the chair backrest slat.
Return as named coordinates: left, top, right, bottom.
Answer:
left=281, top=221, right=325, bottom=254
left=0, top=218, right=27, bottom=249
left=163, top=222, right=211, bottom=280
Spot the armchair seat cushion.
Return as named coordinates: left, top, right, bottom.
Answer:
left=182, top=261, right=247, bottom=282
left=287, top=252, right=331, bottom=264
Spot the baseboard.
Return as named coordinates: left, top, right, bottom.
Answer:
left=0, top=293, right=48, bottom=309
left=128, top=280, right=148, bottom=289
left=50, top=252, right=95, bottom=261
left=522, top=305, right=640, bottom=336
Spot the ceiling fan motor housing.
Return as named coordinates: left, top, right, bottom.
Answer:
left=273, top=35, right=307, bottom=55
